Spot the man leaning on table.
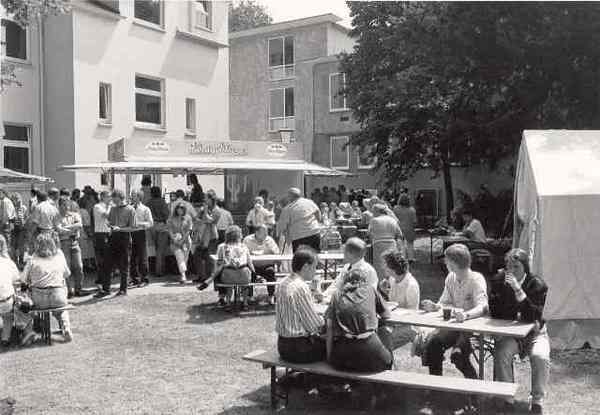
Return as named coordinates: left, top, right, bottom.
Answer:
left=421, top=244, right=488, bottom=380
left=489, top=248, right=549, bottom=415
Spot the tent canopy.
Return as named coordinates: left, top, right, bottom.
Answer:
left=59, top=158, right=351, bottom=177
left=0, top=167, right=54, bottom=184
left=515, top=130, right=600, bottom=348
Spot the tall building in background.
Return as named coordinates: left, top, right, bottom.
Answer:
left=229, top=14, right=379, bottom=194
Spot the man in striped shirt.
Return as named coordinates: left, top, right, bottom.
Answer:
left=276, top=249, right=326, bottom=363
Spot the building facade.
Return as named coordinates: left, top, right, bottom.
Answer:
left=2, top=0, right=229, bottom=194
left=1, top=9, right=45, bottom=193
left=229, top=14, right=378, bottom=198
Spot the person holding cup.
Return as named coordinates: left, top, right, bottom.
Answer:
left=420, top=244, right=488, bottom=380
left=243, top=224, right=280, bottom=305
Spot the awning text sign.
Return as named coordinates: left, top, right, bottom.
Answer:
left=188, top=141, right=249, bottom=157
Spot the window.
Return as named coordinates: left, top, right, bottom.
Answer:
left=269, top=87, right=294, bottom=131
left=2, top=123, right=30, bottom=173
left=1, top=19, right=27, bottom=61
left=99, top=82, right=112, bottom=123
left=134, top=0, right=163, bottom=27
left=330, top=136, right=349, bottom=169
left=135, top=75, right=164, bottom=127
left=329, top=73, right=348, bottom=111
left=190, top=1, right=211, bottom=31
left=185, top=98, right=196, bottom=133
left=268, top=36, right=294, bottom=80
left=357, top=145, right=376, bottom=169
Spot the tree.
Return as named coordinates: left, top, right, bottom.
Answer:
left=1, top=0, right=70, bottom=27
left=340, top=2, right=600, bottom=219
left=229, top=0, right=272, bottom=33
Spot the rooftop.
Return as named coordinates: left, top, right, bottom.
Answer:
left=229, top=13, right=349, bottom=39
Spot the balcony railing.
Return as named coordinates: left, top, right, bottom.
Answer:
left=269, top=116, right=295, bottom=132
left=269, top=64, right=295, bottom=81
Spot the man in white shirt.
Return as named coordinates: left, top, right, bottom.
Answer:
left=92, top=191, right=112, bottom=295
left=457, top=208, right=487, bottom=243
left=129, top=190, right=154, bottom=287
left=277, top=187, right=321, bottom=252
left=0, top=188, right=15, bottom=254
left=321, top=237, right=378, bottom=302
left=243, top=224, right=280, bottom=305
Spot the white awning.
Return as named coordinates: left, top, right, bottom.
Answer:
left=0, top=167, right=54, bottom=184
left=59, top=158, right=352, bottom=177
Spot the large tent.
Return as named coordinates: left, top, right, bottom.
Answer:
left=514, top=130, right=600, bottom=348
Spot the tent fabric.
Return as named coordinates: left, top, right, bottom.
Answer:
left=515, top=130, right=600, bottom=348
left=0, top=167, right=54, bottom=184
left=59, top=158, right=351, bottom=177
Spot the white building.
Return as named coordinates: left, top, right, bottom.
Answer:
left=3, top=0, right=230, bottom=194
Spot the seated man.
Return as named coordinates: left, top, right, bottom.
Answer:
left=243, top=224, right=280, bottom=305
left=421, top=244, right=488, bottom=379
left=320, top=237, right=378, bottom=302
left=276, top=248, right=326, bottom=363
left=455, top=208, right=486, bottom=243
left=490, top=249, right=549, bottom=414
left=379, top=249, right=420, bottom=349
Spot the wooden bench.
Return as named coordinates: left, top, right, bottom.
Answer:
left=32, top=304, right=75, bottom=345
left=243, top=349, right=517, bottom=410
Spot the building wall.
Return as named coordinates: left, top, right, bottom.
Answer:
left=229, top=24, right=329, bottom=143
left=43, top=13, right=76, bottom=187
left=326, top=24, right=355, bottom=55
left=44, top=0, right=229, bottom=193
left=1, top=18, right=45, bottom=194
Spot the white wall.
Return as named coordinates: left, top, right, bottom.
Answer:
left=326, top=24, right=355, bottom=55
left=69, top=0, right=229, bottom=193
left=2, top=19, right=44, bottom=191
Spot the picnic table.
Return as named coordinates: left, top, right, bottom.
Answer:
left=315, top=303, right=534, bottom=380
left=209, top=252, right=344, bottom=279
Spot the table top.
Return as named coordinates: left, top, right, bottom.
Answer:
left=210, top=252, right=344, bottom=262
left=315, top=304, right=534, bottom=339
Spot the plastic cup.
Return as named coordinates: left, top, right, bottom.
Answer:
left=443, top=307, right=452, bottom=321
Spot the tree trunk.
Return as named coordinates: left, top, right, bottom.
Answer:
left=441, top=158, right=454, bottom=223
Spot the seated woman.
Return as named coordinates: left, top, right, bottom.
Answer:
left=202, top=225, right=255, bottom=310
left=243, top=224, right=280, bottom=306
left=0, top=234, right=23, bottom=347
left=22, top=232, right=73, bottom=342
left=325, top=269, right=393, bottom=372
left=379, top=249, right=420, bottom=349
left=276, top=248, right=326, bottom=363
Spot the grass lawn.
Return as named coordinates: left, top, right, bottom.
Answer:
left=1, top=256, right=599, bottom=414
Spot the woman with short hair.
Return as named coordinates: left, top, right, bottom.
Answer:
left=325, top=268, right=393, bottom=372
left=56, top=198, right=84, bottom=297
left=368, top=203, right=404, bottom=280
left=393, top=194, right=417, bottom=262
left=23, top=233, right=73, bottom=342
left=167, top=204, right=193, bottom=284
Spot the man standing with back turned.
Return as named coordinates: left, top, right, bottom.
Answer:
left=277, top=187, right=321, bottom=252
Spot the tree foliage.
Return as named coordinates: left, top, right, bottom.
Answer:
left=1, top=0, right=70, bottom=27
left=229, top=0, right=272, bottom=33
left=340, top=2, right=600, bottom=215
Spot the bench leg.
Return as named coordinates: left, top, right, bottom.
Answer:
left=270, top=366, right=277, bottom=410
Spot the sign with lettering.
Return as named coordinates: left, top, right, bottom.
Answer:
left=266, top=143, right=288, bottom=158
left=188, top=141, right=248, bottom=156
left=107, top=138, right=125, bottom=161
left=145, top=140, right=170, bottom=153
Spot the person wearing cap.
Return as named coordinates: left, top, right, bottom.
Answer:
left=277, top=188, right=321, bottom=252
left=489, top=249, right=549, bottom=414
left=369, top=203, right=404, bottom=280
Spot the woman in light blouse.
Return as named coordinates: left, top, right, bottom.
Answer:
left=23, top=233, right=73, bottom=342
left=167, top=204, right=193, bottom=284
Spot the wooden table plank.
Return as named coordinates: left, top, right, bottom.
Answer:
left=313, top=305, right=533, bottom=338
left=210, top=252, right=344, bottom=262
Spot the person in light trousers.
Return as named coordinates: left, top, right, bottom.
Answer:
left=489, top=248, right=550, bottom=414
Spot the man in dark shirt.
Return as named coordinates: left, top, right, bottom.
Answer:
left=146, top=186, right=170, bottom=277
left=107, top=189, right=136, bottom=296
left=489, top=248, right=550, bottom=414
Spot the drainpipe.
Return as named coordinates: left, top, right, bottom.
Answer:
left=38, top=16, right=46, bottom=184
